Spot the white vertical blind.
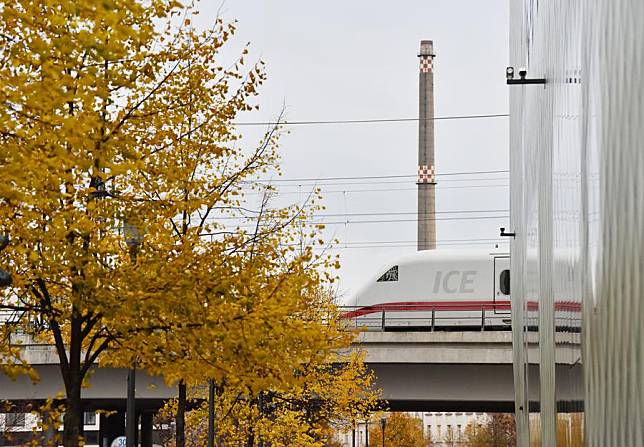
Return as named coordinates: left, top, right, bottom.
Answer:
left=511, top=0, right=644, bottom=445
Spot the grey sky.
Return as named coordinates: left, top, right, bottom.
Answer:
left=196, top=1, right=510, bottom=298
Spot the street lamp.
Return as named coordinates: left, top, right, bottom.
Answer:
left=124, top=221, right=142, bottom=447
left=380, top=417, right=386, bottom=447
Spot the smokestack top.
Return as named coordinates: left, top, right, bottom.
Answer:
left=419, top=40, right=435, bottom=57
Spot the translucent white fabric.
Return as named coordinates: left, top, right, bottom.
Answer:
left=510, top=0, right=644, bottom=445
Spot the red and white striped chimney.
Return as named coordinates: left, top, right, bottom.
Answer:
left=417, top=40, right=436, bottom=251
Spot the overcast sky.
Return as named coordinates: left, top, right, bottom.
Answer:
left=195, top=1, right=510, bottom=300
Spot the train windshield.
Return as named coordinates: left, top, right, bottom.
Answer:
left=377, top=265, right=398, bottom=282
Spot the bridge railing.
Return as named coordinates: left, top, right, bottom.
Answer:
left=338, top=304, right=512, bottom=332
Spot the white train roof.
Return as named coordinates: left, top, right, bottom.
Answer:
left=370, top=248, right=509, bottom=279
left=342, top=248, right=509, bottom=306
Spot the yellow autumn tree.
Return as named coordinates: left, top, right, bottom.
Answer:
left=463, top=413, right=516, bottom=447
left=169, top=350, right=378, bottom=447
left=113, top=223, right=350, bottom=447
left=0, top=1, right=320, bottom=446
left=368, top=413, right=429, bottom=447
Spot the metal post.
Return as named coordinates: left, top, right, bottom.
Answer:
left=380, top=417, right=386, bottom=447
left=125, top=222, right=141, bottom=447
left=140, top=412, right=153, bottom=447
left=352, top=425, right=356, bottom=447
left=126, top=368, right=136, bottom=447
left=381, top=311, right=386, bottom=331
left=365, top=421, right=369, bottom=446
left=481, top=307, right=486, bottom=332
left=208, top=379, right=215, bottom=447
left=431, top=306, right=436, bottom=331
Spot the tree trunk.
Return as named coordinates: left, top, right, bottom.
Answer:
left=61, top=309, right=84, bottom=447
left=62, top=376, right=83, bottom=447
left=176, top=380, right=186, bottom=447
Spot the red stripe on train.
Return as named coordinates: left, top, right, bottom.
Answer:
left=341, top=300, right=581, bottom=318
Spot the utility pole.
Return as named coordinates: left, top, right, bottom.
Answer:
left=417, top=40, right=437, bottom=251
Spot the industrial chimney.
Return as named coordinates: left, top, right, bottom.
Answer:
left=417, top=40, right=436, bottom=251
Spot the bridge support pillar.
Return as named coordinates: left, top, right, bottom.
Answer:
left=100, top=410, right=125, bottom=447
left=140, top=411, right=154, bottom=447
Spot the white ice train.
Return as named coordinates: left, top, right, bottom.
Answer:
left=344, top=249, right=581, bottom=330
left=344, top=249, right=512, bottom=330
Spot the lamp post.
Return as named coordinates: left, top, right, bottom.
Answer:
left=124, top=222, right=142, bottom=447
left=380, top=417, right=386, bottom=447
left=365, top=420, right=369, bottom=446
left=208, top=379, right=215, bottom=447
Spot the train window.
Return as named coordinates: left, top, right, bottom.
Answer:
left=377, top=265, right=398, bottom=282
left=500, top=269, right=510, bottom=295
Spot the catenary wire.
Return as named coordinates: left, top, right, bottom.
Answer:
left=233, top=113, right=509, bottom=126
left=307, top=215, right=508, bottom=224
left=314, top=241, right=509, bottom=249
left=252, top=169, right=509, bottom=183
left=200, top=216, right=509, bottom=233
left=321, top=238, right=507, bottom=245
left=242, top=184, right=509, bottom=195
left=207, top=209, right=510, bottom=219
left=202, top=235, right=509, bottom=246
left=252, top=177, right=509, bottom=188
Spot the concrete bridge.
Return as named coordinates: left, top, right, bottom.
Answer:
left=350, top=330, right=582, bottom=412
left=0, top=343, right=174, bottom=410
left=0, top=330, right=583, bottom=413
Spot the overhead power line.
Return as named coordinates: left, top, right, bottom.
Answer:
left=200, top=215, right=509, bottom=235
left=243, top=184, right=509, bottom=195
left=216, top=216, right=509, bottom=228
left=310, top=210, right=508, bottom=218
left=319, top=241, right=509, bottom=250
left=254, top=169, right=509, bottom=183
left=202, top=235, right=509, bottom=248
left=302, top=215, right=508, bottom=225
left=234, top=113, right=509, bottom=127
left=256, top=177, right=509, bottom=189
left=213, top=209, right=509, bottom=220
left=327, top=238, right=507, bottom=245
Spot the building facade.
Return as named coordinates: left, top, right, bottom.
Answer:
left=332, top=412, right=483, bottom=447
left=423, top=412, right=483, bottom=446
left=0, top=411, right=99, bottom=446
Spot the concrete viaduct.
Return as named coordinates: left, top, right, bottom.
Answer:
left=0, top=331, right=582, bottom=413
left=349, top=331, right=582, bottom=412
